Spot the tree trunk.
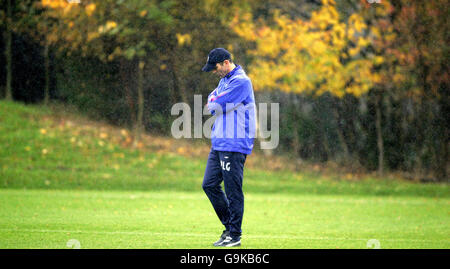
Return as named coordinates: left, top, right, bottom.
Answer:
left=291, top=93, right=301, bottom=157
left=332, top=101, right=350, bottom=162
left=133, top=60, right=145, bottom=148
left=44, top=43, right=50, bottom=105
left=4, top=0, right=13, bottom=101
left=431, top=81, right=448, bottom=182
left=168, top=53, right=188, bottom=104
left=375, top=93, right=384, bottom=176
left=120, top=59, right=136, bottom=132
left=321, top=128, right=332, bottom=162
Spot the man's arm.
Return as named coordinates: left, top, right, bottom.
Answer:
left=207, top=89, right=218, bottom=115
left=208, top=78, right=251, bottom=114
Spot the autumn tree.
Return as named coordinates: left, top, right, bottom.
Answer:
left=2, top=0, right=13, bottom=100
left=393, top=0, right=448, bottom=181
left=230, top=0, right=386, bottom=165
left=0, top=0, right=36, bottom=101
left=349, top=0, right=395, bottom=175
left=365, top=0, right=448, bottom=180
left=40, top=0, right=174, bottom=146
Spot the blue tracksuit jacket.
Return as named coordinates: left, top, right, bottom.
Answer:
left=207, top=65, right=256, bottom=155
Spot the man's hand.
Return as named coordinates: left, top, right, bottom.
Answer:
left=207, top=89, right=218, bottom=115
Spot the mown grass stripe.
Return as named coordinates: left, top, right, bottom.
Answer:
left=0, top=228, right=445, bottom=243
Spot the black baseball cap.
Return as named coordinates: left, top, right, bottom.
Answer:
left=202, top=48, right=231, bottom=72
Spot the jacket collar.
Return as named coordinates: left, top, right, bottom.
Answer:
left=224, top=65, right=241, bottom=79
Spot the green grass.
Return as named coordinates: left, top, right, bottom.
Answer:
left=0, top=100, right=449, bottom=249
left=1, top=189, right=449, bottom=249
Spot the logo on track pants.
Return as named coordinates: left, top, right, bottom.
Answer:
left=220, top=160, right=230, bottom=171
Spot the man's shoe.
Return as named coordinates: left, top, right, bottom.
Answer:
left=213, top=230, right=231, bottom=247
left=222, top=237, right=241, bottom=247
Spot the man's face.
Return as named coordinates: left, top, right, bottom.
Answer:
left=212, top=61, right=229, bottom=78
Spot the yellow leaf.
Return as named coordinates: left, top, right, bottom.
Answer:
left=85, top=3, right=96, bottom=16
left=177, top=147, right=186, bottom=154
left=106, top=21, right=117, bottom=30
left=140, top=10, right=148, bottom=17
left=374, top=56, right=384, bottom=65
left=349, top=47, right=360, bottom=57
left=87, top=32, right=99, bottom=42
left=176, top=33, right=192, bottom=47
left=357, top=38, right=369, bottom=48
left=348, top=28, right=355, bottom=38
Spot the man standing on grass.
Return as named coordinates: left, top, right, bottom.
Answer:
left=201, top=48, right=256, bottom=247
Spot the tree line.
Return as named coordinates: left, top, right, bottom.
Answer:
left=1, top=0, right=448, bottom=181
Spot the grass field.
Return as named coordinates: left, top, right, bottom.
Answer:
left=0, top=189, right=449, bottom=249
left=0, top=100, right=449, bottom=249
